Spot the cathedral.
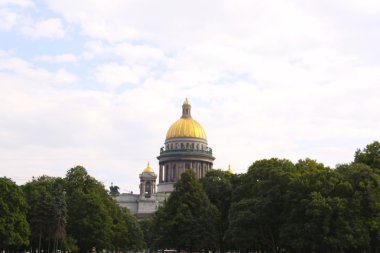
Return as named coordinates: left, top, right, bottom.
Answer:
left=116, top=99, right=231, bottom=217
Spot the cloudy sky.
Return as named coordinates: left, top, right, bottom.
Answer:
left=1, top=0, right=379, bottom=192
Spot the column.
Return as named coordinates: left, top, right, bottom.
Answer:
left=141, top=181, right=145, bottom=197
left=175, top=164, right=179, bottom=182
left=159, top=165, right=163, bottom=183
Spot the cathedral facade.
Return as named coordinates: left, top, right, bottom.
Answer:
left=116, top=99, right=215, bottom=217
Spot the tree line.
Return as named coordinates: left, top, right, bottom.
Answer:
left=0, top=166, right=145, bottom=253
left=148, top=141, right=380, bottom=253
left=1, top=141, right=380, bottom=253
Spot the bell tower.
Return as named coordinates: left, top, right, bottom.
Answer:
left=139, top=163, right=157, bottom=198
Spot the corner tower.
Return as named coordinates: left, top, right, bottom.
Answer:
left=157, top=99, right=215, bottom=193
left=139, top=163, right=157, bottom=198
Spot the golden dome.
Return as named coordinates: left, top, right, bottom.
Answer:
left=227, top=164, right=234, bottom=174
left=166, top=99, right=207, bottom=140
left=143, top=163, right=154, bottom=173
left=166, top=118, right=207, bottom=139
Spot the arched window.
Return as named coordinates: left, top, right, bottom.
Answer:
left=145, top=182, right=151, bottom=198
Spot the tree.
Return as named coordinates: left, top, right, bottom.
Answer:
left=110, top=205, right=145, bottom=251
left=23, top=176, right=67, bottom=253
left=201, top=169, right=234, bottom=252
left=0, top=177, right=30, bottom=251
left=64, top=165, right=145, bottom=253
left=337, top=162, right=380, bottom=253
left=227, top=158, right=295, bottom=252
left=140, top=218, right=154, bottom=253
left=153, top=169, right=218, bottom=252
left=280, top=159, right=360, bottom=252
left=354, top=141, right=380, bottom=169
left=64, top=166, right=113, bottom=252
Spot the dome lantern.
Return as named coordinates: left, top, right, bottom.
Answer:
left=182, top=98, right=191, bottom=118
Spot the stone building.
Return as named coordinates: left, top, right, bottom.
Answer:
left=116, top=99, right=215, bottom=217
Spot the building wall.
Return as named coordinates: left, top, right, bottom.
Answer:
left=116, top=193, right=139, bottom=214
left=115, top=192, right=168, bottom=218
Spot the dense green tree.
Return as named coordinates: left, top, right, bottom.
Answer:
left=64, top=165, right=145, bottom=253
left=109, top=205, right=145, bottom=251
left=227, top=156, right=380, bottom=253
left=23, top=176, right=67, bottom=253
left=227, top=158, right=295, bottom=252
left=140, top=218, right=154, bottom=252
left=337, top=162, right=380, bottom=253
left=0, top=177, right=30, bottom=251
left=153, top=169, right=218, bottom=252
left=201, top=169, right=234, bottom=252
left=281, top=159, right=362, bottom=252
left=354, top=141, right=380, bottom=169
left=64, top=166, right=113, bottom=252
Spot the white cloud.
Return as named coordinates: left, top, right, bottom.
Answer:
left=35, top=54, right=78, bottom=63
left=21, top=18, right=66, bottom=38
left=94, top=63, right=148, bottom=88
left=1, top=0, right=380, bottom=191
left=82, top=41, right=110, bottom=59
left=114, top=43, right=164, bottom=63
left=0, top=54, right=77, bottom=86
left=0, top=8, right=22, bottom=29
left=54, top=68, right=77, bottom=83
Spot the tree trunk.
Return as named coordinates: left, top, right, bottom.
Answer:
left=38, top=231, right=42, bottom=253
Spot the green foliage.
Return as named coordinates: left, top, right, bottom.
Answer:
left=153, top=169, right=218, bottom=252
left=228, top=158, right=295, bottom=252
left=64, top=165, right=145, bottom=253
left=140, top=218, right=154, bottom=252
left=0, top=177, right=30, bottom=250
left=337, top=162, right=380, bottom=252
left=227, top=156, right=380, bottom=253
left=110, top=206, right=145, bottom=251
left=201, top=169, right=235, bottom=252
left=23, top=176, right=67, bottom=253
left=355, top=141, right=380, bottom=169
left=65, top=166, right=113, bottom=252
left=281, top=160, right=359, bottom=252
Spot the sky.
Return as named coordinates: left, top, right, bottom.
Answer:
left=0, top=0, right=379, bottom=193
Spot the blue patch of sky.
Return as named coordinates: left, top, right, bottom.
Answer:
left=1, top=31, right=85, bottom=60
left=1, top=2, right=85, bottom=63
left=146, top=60, right=169, bottom=77
left=113, top=82, right=139, bottom=94
left=1, top=2, right=174, bottom=92
left=215, top=71, right=253, bottom=85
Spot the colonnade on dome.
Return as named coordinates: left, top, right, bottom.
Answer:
left=158, top=160, right=212, bottom=182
